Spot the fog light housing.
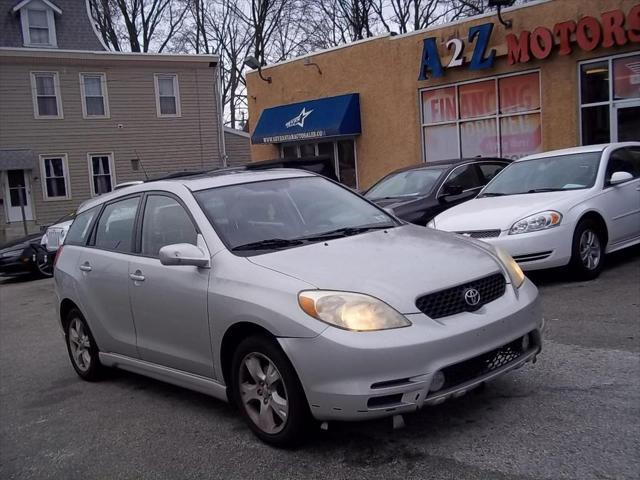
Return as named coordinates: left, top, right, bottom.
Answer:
left=430, top=371, right=445, bottom=392
left=521, top=333, right=530, bottom=351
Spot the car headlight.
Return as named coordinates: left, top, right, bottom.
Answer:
left=509, top=211, right=562, bottom=235
left=298, top=290, right=411, bottom=331
left=426, top=219, right=436, bottom=229
left=495, top=247, right=525, bottom=288
left=1, top=248, right=25, bottom=258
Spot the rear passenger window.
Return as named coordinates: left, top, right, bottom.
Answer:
left=479, top=163, right=508, bottom=182
left=94, top=196, right=140, bottom=252
left=141, top=195, right=197, bottom=257
left=66, top=207, right=98, bottom=246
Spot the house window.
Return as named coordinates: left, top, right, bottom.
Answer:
left=579, top=53, right=640, bottom=144
left=80, top=73, right=109, bottom=118
left=31, top=72, right=62, bottom=118
left=154, top=74, right=181, bottom=117
left=40, top=154, right=70, bottom=200
left=18, top=2, right=58, bottom=47
left=88, top=153, right=115, bottom=196
left=420, top=71, right=542, bottom=161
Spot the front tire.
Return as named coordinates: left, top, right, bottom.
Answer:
left=569, top=219, right=605, bottom=280
left=65, top=308, right=102, bottom=381
left=231, top=335, right=310, bottom=447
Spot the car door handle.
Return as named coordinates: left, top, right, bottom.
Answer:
left=129, top=271, right=145, bottom=282
left=79, top=263, right=92, bottom=272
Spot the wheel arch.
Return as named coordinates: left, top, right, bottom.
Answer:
left=59, top=298, right=80, bottom=333
left=576, top=210, right=609, bottom=247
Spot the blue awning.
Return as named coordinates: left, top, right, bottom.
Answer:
left=251, top=93, right=361, bottom=144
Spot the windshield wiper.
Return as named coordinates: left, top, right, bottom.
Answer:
left=478, top=192, right=507, bottom=197
left=525, top=188, right=564, bottom=193
left=300, top=224, right=394, bottom=241
left=231, top=238, right=304, bottom=251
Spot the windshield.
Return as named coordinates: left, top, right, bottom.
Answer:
left=480, top=152, right=601, bottom=197
left=194, top=176, right=397, bottom=254
left=365, top=168, right=446, bottom=200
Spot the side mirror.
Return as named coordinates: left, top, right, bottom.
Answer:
left=609, top=171, right=633, bottom=185
left=441, top=184, right=464, bottom=197
left=159, top=243, right=210, bottom=268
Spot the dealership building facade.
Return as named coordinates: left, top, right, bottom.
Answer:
left=247, top=0, right=640, bottom=189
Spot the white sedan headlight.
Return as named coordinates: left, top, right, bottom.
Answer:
left=494, top=247, right=525, bottom=288
left=298, top=291, right=411, bottom=331
left=509, top=211, right=562, bottom=235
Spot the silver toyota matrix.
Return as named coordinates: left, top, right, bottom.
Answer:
left=54, top=169, right=543, bottom=446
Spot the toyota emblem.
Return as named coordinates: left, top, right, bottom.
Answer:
left=463, top=287, right=481, bottom=307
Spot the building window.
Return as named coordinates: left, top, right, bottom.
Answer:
left=154, top=74, right=181, bottom=117
left=420, top=71, right=541, bottom=161
left=40, top=154, right=70, bottom=200
left=31, top=72, right=62, bottom=118
left=19, top=3, right=57, bottom=47
left=80, top=73, right=109, bottom=118
left=88, top=153, right=116, bottom=196
left=280, top=139, right=358, bottom=188
left=580, top=53, right=640, bottom=145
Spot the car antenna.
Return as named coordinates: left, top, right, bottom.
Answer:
left=134, top=149, right=150, bottom=181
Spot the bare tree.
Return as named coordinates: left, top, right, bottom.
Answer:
left=89, top=0, right=189, bottom=52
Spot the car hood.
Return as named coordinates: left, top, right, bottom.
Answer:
left=247, top=224, right=502, bottom=314
left=0, top=232, right=42, bottom=251
left=434, top=190, right=589, bottom=232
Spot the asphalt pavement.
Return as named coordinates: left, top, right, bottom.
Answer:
left=1, top=248, right=638, bottom=480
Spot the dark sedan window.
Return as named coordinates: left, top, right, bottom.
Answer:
left=442, top=164, right=483, bottom=192
left=365, top=168, right=446, bottom=200
left=479, top=163, right=508, bottom=182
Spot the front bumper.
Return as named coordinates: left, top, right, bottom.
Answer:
left=479, top=225, right=572, bottom=271
left=279, top=279, right=543, bottom=421
left=0, top=254, right=34, bottom=275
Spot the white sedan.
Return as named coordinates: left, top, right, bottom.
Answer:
left=428, top=143, right=640, bottom=279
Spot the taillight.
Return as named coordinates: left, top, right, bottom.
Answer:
left=53, top=245, right=64, bottom=268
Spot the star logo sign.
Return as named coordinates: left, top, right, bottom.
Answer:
left=285, top=107, right=313, bottom=128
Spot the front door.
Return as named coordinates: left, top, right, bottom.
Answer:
left=129, top=194, right=213, bottom=378
left=613, top=101, right=640, bottom=142
left=3, top=170, right=33, bottom=222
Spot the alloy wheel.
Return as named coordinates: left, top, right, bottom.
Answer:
left=579, top=229, right=601, bottom=271
left=68, top=318, right=92, bottom=372
left=238, top=352, right=289, bottom=434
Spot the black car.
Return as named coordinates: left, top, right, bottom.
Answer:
left=0, top=232, right=52, bottom=278
left=364, top=157, right=511, bottom=225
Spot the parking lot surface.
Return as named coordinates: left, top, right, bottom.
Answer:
left=1, top=248, right=638, bottom=480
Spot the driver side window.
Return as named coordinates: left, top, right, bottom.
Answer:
left=606, top=148, right=640, bottom=183
left=141, top=195, right=198, bottom=257
left=442, top=164, right=482, bottom=192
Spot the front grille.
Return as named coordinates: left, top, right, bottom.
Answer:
left=434, top=334, right=535, bottom=392
left=47, top=228, right=63, bottom=248
left=416, top=273, right=506, bottom=319
left=456, top=230, right=501, bottom=239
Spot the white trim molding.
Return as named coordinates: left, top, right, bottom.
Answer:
left=154, top=73, right=181, bottom=118
left=39, top=153, right=71, bottom=201
left=87, top=152, right=116, bottom=196
left=17, top=0, right=59, bottom=48
left=224, top=127, right=250, bottom=138
left=79, top=72, right=110, bottom=119
left=12, top=0, right=62, bottom=14
left=30, top=71, right=63, bottom=119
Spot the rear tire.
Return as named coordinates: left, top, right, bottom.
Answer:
left=65, top=308, right=103, bottom=381
left=231, top=335, right=311, bottom=447
left=569, top=219, right=605, bottom=280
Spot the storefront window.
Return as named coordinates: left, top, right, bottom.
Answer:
left=421, top=71, right=542, bottom=160
left=580, top=54, right=640, bottom=145
left=280, top=139, right=358, bottom=188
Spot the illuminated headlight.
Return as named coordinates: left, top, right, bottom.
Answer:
left=509, top=211, right=562, bottom=235
left=495, top=247, right=525, bottom=288
left=298, top=291, right=411, bottom=331
left=426, top=219, right=436, bottom=229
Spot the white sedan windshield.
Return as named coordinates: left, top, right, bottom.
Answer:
left=481, top=152, right=601, bottom=197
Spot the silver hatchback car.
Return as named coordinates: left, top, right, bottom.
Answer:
left=54, top=169, right=543, bottom=446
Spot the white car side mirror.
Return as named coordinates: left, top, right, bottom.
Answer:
left=159, top=243, right=210, bottom=268
left=609, top=171, right=634, bottom=185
